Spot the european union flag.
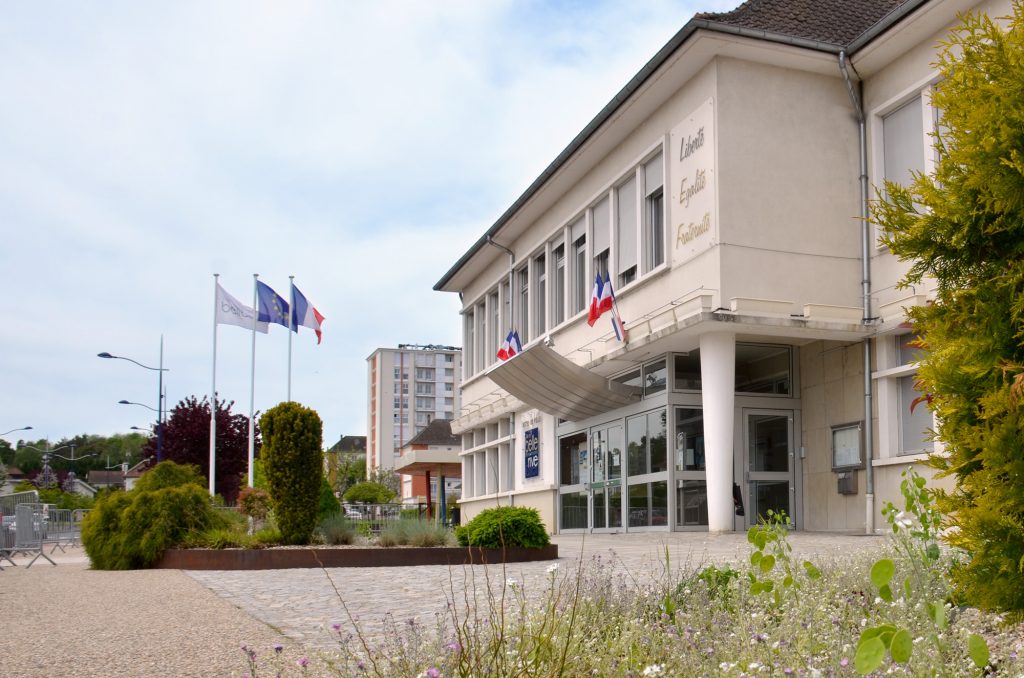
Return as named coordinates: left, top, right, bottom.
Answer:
left=256, top=281, right=290, bottom=328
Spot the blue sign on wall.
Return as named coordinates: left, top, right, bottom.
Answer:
left=524, top=427, right=540, bottom=478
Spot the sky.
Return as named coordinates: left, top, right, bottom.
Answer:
left=0, top=0, right=738, bottom=449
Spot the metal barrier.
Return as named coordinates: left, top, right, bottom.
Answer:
left=0, top=490, right=39, bottom=523
left=44, top=508, right=82, bottom=553
left=13, top=504, right=55, bottom=568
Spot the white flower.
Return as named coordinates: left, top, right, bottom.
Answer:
left=749, top=662, right=761, bottom=670
left=642, top=664, right=664, bottom=676
left=506, top=578, right=518, bottom=589
left=860, top=618, right=868, bottom=627
left=546, top=563, right=560, bottom=574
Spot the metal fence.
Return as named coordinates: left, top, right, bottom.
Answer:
left=0, top=501, right=88, bottom=569
left=342, top=503, right=443, bottom=534
left=0, top=490, right=39, bottom=523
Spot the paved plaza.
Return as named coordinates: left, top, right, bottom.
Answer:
left=0, top=532, right=885, bottom=677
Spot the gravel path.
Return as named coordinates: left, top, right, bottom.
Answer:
left=0, top=552, right=300, bottom=678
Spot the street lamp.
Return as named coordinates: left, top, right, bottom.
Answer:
left=98, top=337, right=168, bottom=462
left=119, top=400, right=158, bottom=412
left=1, top=426, right=32, bottom=437
left=20, top=444, right=96, bottom=490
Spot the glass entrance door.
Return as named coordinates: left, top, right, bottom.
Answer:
left=590, top=424, right=624, bottom=530
left=743, top=410, right=794, bottom=526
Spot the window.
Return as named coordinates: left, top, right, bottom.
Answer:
left=464, top=310, right=475, bottom=377
left=415, top=397, right=434, bottom=409
left=883, top=95, right=925, bottom=188
left=415, top=368, right=434, bottom=380
left=897, top=335, right=932, bottom=455
left=592, top=196, right=610, bottom=282
left=490, top=291, right=500, bottom=360
left=444, top=368, right=454, bottom=379
left=445, top=382, right=453, bottom=392
left=674, top=352, right=701, bottom=391
left=401, top=383, right=408, bottom=395
left=534, top=253, right=546, bottom=335
left=644, top=151, right=665, bottom=271
left=518, top=267, right=529, bottom=341
left=476, top=302, right=486, bottom=373
left=445, top=353, right=454, bottom=363
left=616, top=176, right=638, bottom=288
left=735, top=344, right=792, bottom=395
left=415, top=382, right=434, bottom=395
left=572, top=228, right=587, bottom=315
left=552, top=242, right=566, bottom=325
left=627, top=409, right=667, bottom=477
left=643, top=360, right=666, bottom=396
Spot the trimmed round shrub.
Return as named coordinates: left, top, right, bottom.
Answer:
left=81, top=461, right=221, bottom=569
left=455, top=506, right=550, bottom=549
left=343, top=481, right=394, bottom=504
left=260, top=402, right=323, bottom=545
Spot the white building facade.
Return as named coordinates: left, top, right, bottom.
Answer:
left=365, top=345, right=462, bottom=481
left=436, top=0, right=1004, bottom=534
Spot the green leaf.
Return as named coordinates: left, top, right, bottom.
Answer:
left=890, top=629, right=913, bottom=663
left=855, top=637, right=886, bottom=675
left=903, top=576, right=913, bottom=598
left=750, top=551, right=762, bottom=567
left=968, top=633, right=989, bottom=669
left=870, top=559, right=896, bottom=588
left=750, top=581, right=763, bottom=595
left=926, top=601, right=947, bottom=629
left=879, top=583, right=893, bottom=602
left=926, top=543, right=940, bottom=561
left=783, top=574, right=793, bottom=588
left=761, top=580, right=774, bottom=592
left=747, top=527, right=759, bottom=545
left=914, top=475, right=926, bottom=488
left=754, top=531, right=768, bottom=550
left=803, top=561, right=821, bottom=579
left=760, top=554, right=776, bottom=573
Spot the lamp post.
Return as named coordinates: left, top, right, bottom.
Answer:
left=1, top=426, right=32, bottom=437
left=98, top=337, right=168, bottom=461
left=20, top=444, right=96, bottom=490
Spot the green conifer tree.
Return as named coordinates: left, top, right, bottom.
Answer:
left=873, top=4, right=1024, bottom=615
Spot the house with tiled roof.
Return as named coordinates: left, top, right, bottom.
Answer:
left=395, top=419, right=461, bottom=509
left=437, top=0, right=1002, bottom=534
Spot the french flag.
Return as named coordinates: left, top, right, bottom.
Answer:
left=587, top=273, right=614, bottom=326
left=497, top=330, right=523, bottom=361
left=291, top=284, right=325, bottom=344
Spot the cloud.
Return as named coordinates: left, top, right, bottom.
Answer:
left=0, top=0, right=738, bottom=444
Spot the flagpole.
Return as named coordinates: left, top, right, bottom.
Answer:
left=287, top=275, right=294, bottom=402
left=248, top=274, right=258, bottom=488
left=209, top=273, right=218, bottom=497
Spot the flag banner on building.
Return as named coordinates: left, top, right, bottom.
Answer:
left=587, top=273, right=613, bottom=326
left=291, top=283, right=325, bottom=344
left=610, top=309, right=626, bottom=342
left=256, top=281, right=289, bottom=328
left=215, top=283, right=268, bottom=333
left=497, top=329, right=523, bottom=361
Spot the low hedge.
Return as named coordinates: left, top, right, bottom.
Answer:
left=455, top=506, right=550, bottom=549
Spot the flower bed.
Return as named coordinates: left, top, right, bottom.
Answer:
left=154, top=544, right=558, bottom=570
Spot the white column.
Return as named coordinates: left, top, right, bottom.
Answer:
left=700, top=331, right=736, bottom=532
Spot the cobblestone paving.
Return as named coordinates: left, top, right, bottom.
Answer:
left=186, top=532, right=885, bottom=649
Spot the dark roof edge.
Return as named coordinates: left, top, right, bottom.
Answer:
left=434, top=2, right=928, bottom=292
left=847, top=0, right=932, bottom=53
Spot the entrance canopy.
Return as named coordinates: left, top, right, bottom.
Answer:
left=486, top=343, right=641, bottom=422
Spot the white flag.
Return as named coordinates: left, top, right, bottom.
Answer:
left=216, top=283, right=268, bottom=333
